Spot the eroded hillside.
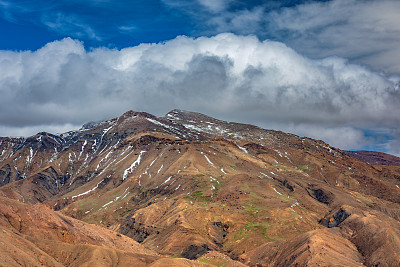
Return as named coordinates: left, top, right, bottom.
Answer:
left=1, top=109, right=400, bottom=266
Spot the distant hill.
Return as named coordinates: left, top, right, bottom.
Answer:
left=345, top=150, right=400, bottom=166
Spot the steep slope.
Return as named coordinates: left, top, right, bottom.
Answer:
left=1, top=109, right=400, bottom=266
left=0, top=196, right=206, bottom=266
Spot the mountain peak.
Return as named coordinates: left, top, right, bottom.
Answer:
left=122, top=110, right=156, bottom=119
left=165, top=109, right=218, bottom=122
left=1, top=108, right=400, bottom=266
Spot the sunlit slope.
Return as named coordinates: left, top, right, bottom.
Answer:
left=1, top=109, right=400, bottom=265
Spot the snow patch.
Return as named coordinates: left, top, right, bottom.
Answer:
left=237, top=145, right=248, bottom=153
left=274, top=149, right=283, bottom=157
left=201, top=152, right=215, bottom=167
left=160, top=176, right=172, bottom=186
left=273, top=187, right=282, bottom=195
left=102, top=187, right=130, bottom=208
left=71, top=179, right=104, bottom=199
left=123, top=150, right=146, bottom=180
left=147, top=118, right=187, bottom=138
left=183, top=124, right=203, bottom=132
left=78, top=140, right=87, bottom=160
left=260, top=172, right=273, bottom=179
left=102, top=200, right=114, bottom=208
left=157, top=164, right=163, bottom=174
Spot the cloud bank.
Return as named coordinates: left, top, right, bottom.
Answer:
left=0, top=33, right=399, bottom=154
left=165, top=0, right=400, bottom=75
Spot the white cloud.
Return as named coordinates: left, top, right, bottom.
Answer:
left=210, top=6, right=265, bottom=34
left=267, top=0, right=400, bottom=75
left=0, top=124, right=80, bottom=138
left=197, top=0, right=231, bottom=13
left=381, top=130, right=400, bottom=157
left=0, top=33, right=399, bottom=153
left=118, top=25, right=137, bottom=33
left=41, top=12, right=102, bottom=41
left=271, top=123, right=372, bottom=150
left=0, top=0, right=32, bottom=23
left=165, top=0, right=400, bottom=75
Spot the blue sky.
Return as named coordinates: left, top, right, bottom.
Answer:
left=0, top=0, right=309, bottom=50
left=1, top=0, right=400, bottom=155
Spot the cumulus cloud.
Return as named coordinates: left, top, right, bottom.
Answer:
left=166, top=0, right=400, bottom=75
left=0, top=33, right=399, bottom=153
left=3, top=0, right=400, bottom=76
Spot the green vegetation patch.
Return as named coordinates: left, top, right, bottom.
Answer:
left=297, top=165, right=310, bottom=171
left=244, top=221, right=271, bottom=236
left=234, top=229, right=249, bottom=241
left=198, top=258, right=214, bottom=265
left=278, top=194, right=290, bottom=202
left=273, top=164, right=291, bottom=172
left=242, top=201, right=268, bottom=213
left=185, top=190, right=212, bottom=203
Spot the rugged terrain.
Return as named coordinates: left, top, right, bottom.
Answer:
left=1, top=109, right=400, bottom=266
left=345, top=150, right=400, bottom=166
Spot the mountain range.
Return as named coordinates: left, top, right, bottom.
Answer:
left=1, top=109, right=400, bottom=266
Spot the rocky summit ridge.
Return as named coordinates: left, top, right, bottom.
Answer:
left=0, top=109, right=400, bottom=266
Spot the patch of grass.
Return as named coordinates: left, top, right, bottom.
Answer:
left=243, top=203, right=255, bottom=212
left=198, top=195, right=212, bottom=202
left=170, top=252, right=182, bottom=258
left=234, top=230, right=249, bottom=241
left=183, top=195, right=193, bottom=201
left=198, top=258, right=214, bottom=265
left=119, top=207, right=133, bottom=217
left=242, top=202, right=266, bottom=213
left=240, top=184, right=251, bottom=192
left=186, top=190, right=212, bottom=203
left=229, top=165, right=236, bottom=170
left=193, top=190, right=204, bottom=197
left=273, top=164, right=289, bottom=171
left=297, top=165, right=310, bottom=171
left=244, top=221, right=271, bottom=236
left=249, top=191, right=263, bottom=200
left=278, top=194, right=290, bottom=202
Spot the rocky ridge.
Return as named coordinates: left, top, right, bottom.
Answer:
left=0, top=109, right=400, bottom=266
